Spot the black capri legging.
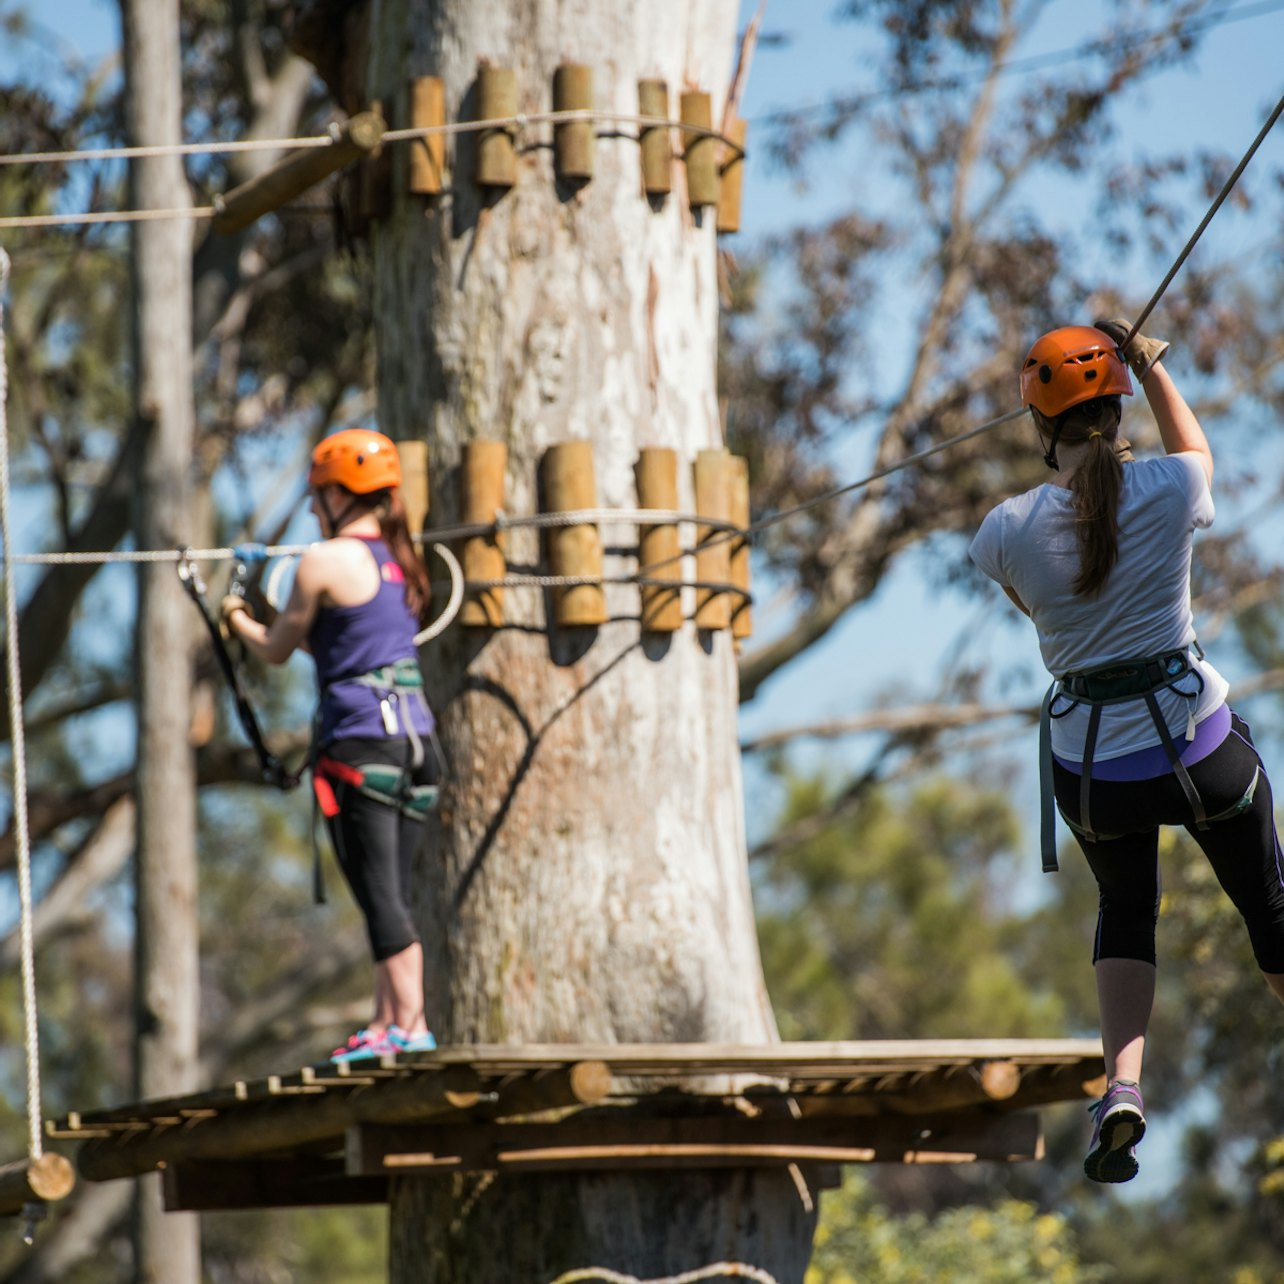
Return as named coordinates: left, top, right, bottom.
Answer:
left=323, top=735, right=438, bottom=962
left=1052, top=711, right=1284, bottom=972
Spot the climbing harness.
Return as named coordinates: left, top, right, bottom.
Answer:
left=310, top=657, right=449, bottom=902
left=176, top=549, right=304, bottom=791
left=1037, top=644, right=1258, bottom=872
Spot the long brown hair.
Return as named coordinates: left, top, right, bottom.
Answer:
left=1037, top=396, right=1124, bottom=597
left=341, top=488, right=432, bottom=622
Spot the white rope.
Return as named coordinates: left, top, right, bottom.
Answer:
left=0, top=246, right=44, bottom=1162
left=0, top=135, right=339, bottom=166
left=9, top=542, right=313, bottom=565
left=0, top=208, right=215, bottom=231
left=547, top=1264, right=780, bottom=1284
left=413, top=542, right=464, bottom=645
left=0, top=108, right=744, bottom=170
left=0, top=108, right=745, bottom=231
left=7, top=507, right=746, bottom=566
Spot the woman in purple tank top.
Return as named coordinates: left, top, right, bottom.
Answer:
left=224, top=429, right=441, bottom=1063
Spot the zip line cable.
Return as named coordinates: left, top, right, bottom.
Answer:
left=1122, top=86, right=1284, bottom=350
left=0, top=247, right=45, bottom=1167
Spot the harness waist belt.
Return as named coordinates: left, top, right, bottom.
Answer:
left=342, top=658, right=424, bottom=691
left=1039, top=645, right=1207, bottom=873
left=1059, top=649, right=1191, bottom=702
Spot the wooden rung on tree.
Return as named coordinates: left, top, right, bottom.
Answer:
left=542, top=441, right=606, bottom=628
left=459, top=440, right=508, bottom=627
left=680, top=91, right=719, bottom=209
left=553, top=64, right=594, bottom=181
left=407, top=76, right=447, bottom=194
left=635, top=447, right=682, bottom=632
left=396, top=439, right=430, bottom=540
left=358, top=101, right=393, bottom=223
left=694, top=448, right=734, bottom=630
left=637, top=79, right=673, bottom=195
left=717, top=117, right=747, bottom=234
left=0, top=1154, right=75, bottom=1217
left=728, top=453, right=752, bottom=640
left=214, top=111, right=386, bottom=235
left=475, top=65, right=518, bottom=189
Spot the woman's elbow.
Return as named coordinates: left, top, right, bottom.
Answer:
left=260, top=637, right=299, bottom=666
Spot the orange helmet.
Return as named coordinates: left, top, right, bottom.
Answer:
left=1020, top=326, right=1133, bottom=417
left=309, top=429, right=401, bottom=494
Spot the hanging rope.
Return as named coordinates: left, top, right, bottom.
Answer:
left=0, top=247, right=45, bottom=1165
left=0, top=208, right=215, bottom=231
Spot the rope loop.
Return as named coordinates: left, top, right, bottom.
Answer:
left=0, top=242, right=45, bottom=1163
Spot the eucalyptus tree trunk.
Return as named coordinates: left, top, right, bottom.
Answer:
left=121, top=0, right=200, bottom=1280
left=367, top=1, right=815, bottom=1279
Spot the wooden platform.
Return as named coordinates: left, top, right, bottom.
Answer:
left=44, top=1040, right=1104, bottom=1211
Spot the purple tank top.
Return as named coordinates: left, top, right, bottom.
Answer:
left=308, top=537, right=433, bottom=745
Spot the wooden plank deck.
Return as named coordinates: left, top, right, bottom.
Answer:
left=36, top=1039, right=1104, bottom=1208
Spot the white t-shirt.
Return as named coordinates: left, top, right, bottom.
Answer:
left=969, top=453, right=1228, bottom=761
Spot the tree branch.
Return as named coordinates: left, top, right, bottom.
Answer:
left=0, top=730, right=313, bottom=872
left=741, top=700, right=1035, bottom=754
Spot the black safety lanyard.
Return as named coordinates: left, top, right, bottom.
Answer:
left=176, top=551, right=303, bottom=792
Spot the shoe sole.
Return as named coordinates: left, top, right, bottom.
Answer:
left=1084, top=1110, right=1146, bottom=1183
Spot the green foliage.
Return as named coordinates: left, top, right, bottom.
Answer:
left=807, top=1172, right=1105, bottom=1284
left=201, top=1206, right=389, bottom=1284
left=755, top=774, right=1083, bottom=1042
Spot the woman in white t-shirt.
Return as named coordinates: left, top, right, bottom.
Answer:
left=970, top=321, right=1284, bottom=1185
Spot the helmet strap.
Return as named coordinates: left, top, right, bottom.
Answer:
left=315, top=486, right=360, bottom=537
left=1043, top=426, right=1061, bottom=471
left=1034, top=410, right=1062, bottom=470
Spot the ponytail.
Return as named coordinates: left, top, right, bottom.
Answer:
left=1061, top=398, right=1124, bottom=597
left=377, top=491, right=432, bottom=623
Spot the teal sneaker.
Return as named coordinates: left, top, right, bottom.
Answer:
left=330, top=1028, right=392, bottom=1064
left=386, top=1026, right=437, bottom=1054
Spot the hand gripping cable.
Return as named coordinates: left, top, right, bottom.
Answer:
left=177, top=548, right=303, bottom=791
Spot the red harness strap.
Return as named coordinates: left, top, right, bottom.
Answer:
left=313, top=754, right=365, bottom=818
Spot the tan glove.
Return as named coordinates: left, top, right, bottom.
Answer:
left=1095, top=317, right=1170, bottom=381
left=1114, top=435, right=1135, bottom=463
left=220, top=594, right=252, bottom=641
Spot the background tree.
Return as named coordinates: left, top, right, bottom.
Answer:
left=121, top=0, right=201, bottom=1277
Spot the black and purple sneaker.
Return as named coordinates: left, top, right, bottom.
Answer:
left=1085, top=1079, right=1146, bottom=1183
